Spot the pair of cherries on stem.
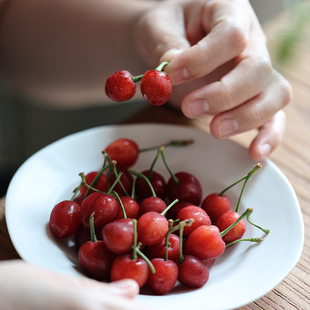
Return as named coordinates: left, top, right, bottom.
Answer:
left=105, top=62, right=172, bottom=106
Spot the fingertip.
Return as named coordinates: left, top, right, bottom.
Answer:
left=110, top=279, right=140, bottom=299
left=160, top=48, right=184, bottom=64
left=249, top=142, right=272, bottom=162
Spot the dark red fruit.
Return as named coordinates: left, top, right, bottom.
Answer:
left=79, top=171, right=107, bottom=197
left=166, top=172, right=202, bottom=206
left=105, top=138, right=139, bottom=168
left=137, top=211, right=169, bottom=246
left=139, top=196, right=167, bottom=217
left=102, top=221, right=134, bottom=254
left=109, top=166, right=133, bottom=196
left=140, top=70, right=172, bottom=106
left=80, top=192, right=118, bottom=230
left=78, top=240, right=116, bottom=280
left=186, top=225, right=226, bottom=260
left=166, top=202, right=192, bottom=221
left=147, top=258, right=178, bottom=294
left=176, top=205, right=211, bottom=237
left=110, top=254, right=149, bottom=288
left=49, top=200, right=81, bottom=239
left=105, top=70, right=136, bottom=102
left=216, top=210, right=246, bottom=244
left=114, top=196, right=139, bottom=220
left=135, top=170, right=166, bottom=200
left=201, top=193, right=231, bottom=224
left=178, top=255, right=210, bottom=288
left=75, top=225, right=102, bottom=251
left=147, top=233, right=180, bottom=261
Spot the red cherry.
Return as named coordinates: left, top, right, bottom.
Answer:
left=105, top=138, right=139, bottom=168
left=178, top=255, right=210, bottom=288
left=75, top=225, right=102, bottom=251
left=140, top=70, right=172, bottom=106
left=135, top=170, right=166, bottom=200
left=186, top=225, right=226, bottom=260
left=166, top=172, right=202, bottom=206
left=78, top=240, right=116, bottom=280
left=147, top=233, right=180, bottom=261
left=139, top=196, right=167, bottom=217
left=114, top=196, right=139, bottom=220
left=176, top=205, right=211, bottom=237
left=137, top=211, right=169, bottom=246
left=105, top=70, right=136, bottom=102
left=102, top=221, right=134, bottom=254
left=49, top=200, right=81, bottom=239
left=110, top=254, right=149, bottom=288
left=147, top=258, right=178, bottom=294
left=216, top=210, right=246, bottom=244
left=201, top=193, right=231, bottom=224
left=166, top=201, right=192, bottom=221
left=80, top=192, right=118, bottom=230
left=79, top=171, right=107, bottom=197
left=109, top=166, right=133, bottom=197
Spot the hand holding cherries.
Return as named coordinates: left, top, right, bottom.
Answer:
left=49, top=136, right=269, bottom=296
left=105, top=62, right=172, bottom=106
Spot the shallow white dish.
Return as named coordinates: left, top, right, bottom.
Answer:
left=6, top=124, right=304, bottom=310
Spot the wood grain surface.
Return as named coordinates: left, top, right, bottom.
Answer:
left=0, top=8, right=309, bottom=310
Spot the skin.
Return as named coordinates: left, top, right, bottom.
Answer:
left=0, top=260, right=152, bottom=310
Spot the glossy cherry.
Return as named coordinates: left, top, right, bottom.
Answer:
left=114, top=196, right=139, bottom=220
left=166, top=171, right=202, bottom=206
left=105, top=138, right=139, bottom=168
left=147, top=258, right=178, bottom=294
left=102, top=221, right=134, bottom=254
left=80, top=192, right=118, bottom=230
left=140, top=69, right=172, bottom=106
left=79, top=171, right=107, bottom=197
left=176, top=205, right=211, bottom=237
left=105, top=70, right=137, bottom=102
left=139, top=196, right=167, bottom=217
left=109, top=166, right=133, bottom=197
left=49, top=200, right=81, bottom=239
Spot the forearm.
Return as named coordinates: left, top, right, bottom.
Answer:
left=0, top=0, right=156, bottom=107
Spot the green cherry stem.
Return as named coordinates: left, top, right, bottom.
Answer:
left=107, top=171, right=122, bottom=195
left=131, top=219, right=155, bottom=274
left=132, top=74, right=144, bottom=83
left=131, top=61, right=169, bottom=84
left=246, top=213, right=270, bottom=234
left=78, top=173, right=106, bottom=195
left=159, top=146, right=179, bottom=185
left=161, top=199, right=179, bottom=216
left=165, top=218, right=194, bottom=262
left=155, top=61, right=169, bottom=71
left=146, top=146, right=162, bottom=180
left=225, top=237, right=262, bottom=247
left=112, top=190, right=127, bottom=219
left=234, top=163, right=262, bottom=213
left=139, top=139, right=194, bottom=153
left=70, top=183, right=84, bottom=201
left=130, top=170, right=156, bottom=197
left=90, top=213, right=97, bottom=243
left=220, top=207, right=253, bottom=238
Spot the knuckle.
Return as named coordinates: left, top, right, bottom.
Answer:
left=226, top=22, right=248, bottom=52
left=279, top=79, right=293, bottom=107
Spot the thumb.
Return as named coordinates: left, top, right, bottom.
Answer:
left=134, top=3, right=190, bottom=68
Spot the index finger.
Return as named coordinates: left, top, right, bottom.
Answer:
left=165, top=0, right=260, bottom=84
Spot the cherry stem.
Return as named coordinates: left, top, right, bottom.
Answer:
left=161, top=199, right=179, bottom=216
left=147, top=146, right=162, bottom=180
left=132, top=219, right=138, bottom=261
left=89, top=213, right=97, bottom=243
left=107, top=171, right=122, bottom=195
left=225, top=237, right=263, bottom=247
left=220, top=207, right=253, bottom=238
left=78, top=173, right=106, bottom=194
left=71, top=183, right=83, bottom=201
left=112, top=190, right=127, bottom=219
left=234, top=163, right=262, bottom=213
left=103, top=151, right=130, bottom=196
left=132, top=74, right=144, bottom=83
left=131, top=175, right=137, bottom=199
left=139, top=139, right=194, bottom=153
left=130, top=170, right=156, bottom=197
left=131, top=219, right=155, bottom=273
left=246, top=213, right=270, bottom=234
left=84, top=154, right=111, bottom=198
left=165, top=218, right=194, bottom=262
left=155, top=61, right=169, bottom=71
left=219, top=163, right=262, bottom=197
left=159, top=146, right=179, bottom=185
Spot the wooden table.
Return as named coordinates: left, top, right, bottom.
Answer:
left=1, top=9, right=309, bottom=310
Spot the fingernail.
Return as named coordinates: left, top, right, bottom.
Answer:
left=188, top=99, right=209, bottom=118
left=259, top=143, right=271, bottom=159
left=219, top=118, right=239, bottom=138
left=169, top=67, right=189, bottom=84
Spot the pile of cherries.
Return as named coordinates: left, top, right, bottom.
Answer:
left=105, top=62, right=172, bottom=106
left=49, top=138, right=269, bottom=295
